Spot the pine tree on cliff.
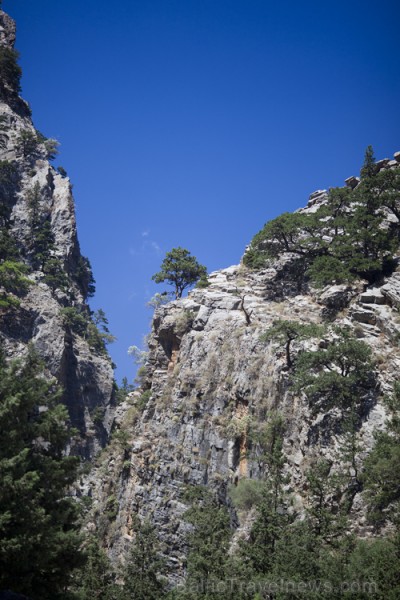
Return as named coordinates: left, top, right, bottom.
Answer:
left=121, top=519, right=167, bottom=600
left=152, top=247, right=207, bottom=299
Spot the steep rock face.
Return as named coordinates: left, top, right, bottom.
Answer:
left=89, top=156, right=400, bottom=580
left=0, top=10, right=114, bottom=457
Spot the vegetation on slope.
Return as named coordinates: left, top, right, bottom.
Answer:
left=244, top=147, right=400, bottom=287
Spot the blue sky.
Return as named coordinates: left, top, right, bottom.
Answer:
left=4, top=0, right=399, bottom=382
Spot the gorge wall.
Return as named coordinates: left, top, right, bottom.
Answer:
left=88, top=152, right=400, bottom=579
left=2, top=6, right=399, bottom=588
left=0, top=10, right=115, bottom=458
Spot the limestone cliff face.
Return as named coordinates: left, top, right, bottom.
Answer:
left=88, top=154, right=400, bottom=579
left=0, top=11, right=115, bottom=458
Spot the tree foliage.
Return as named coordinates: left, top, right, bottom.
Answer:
left=152, top=247, right=207, bottom=299
left=16, top=129, right=59, bottom=161
left=0, top=347, right=83, bottom=598
left=0, top=160, right=18, bottom=208
left=244, top=147, right=400, bottom=286
left=0, top=47, right=22, bottom=95
left=174, top=486, right=232, bottom=599
left=60, top=306, right=115, bottom=355
left=121, top=519, right=167, bottom=600
left=0, top=260, right=31, bottom=309
left=0, top=161, right=31, bottom=309
left=240, top=415, right=292, bottom=575
left=292, top=328, right=376, bottom=415
left=74, top=255, right=96, bottom=299
left=16, top=129, right=40, bottom=158
left=73, top=538, right=121, bottom=600
left=363, top=383, right=400, bottom=529
left=261, top=319, right=324, bottom=367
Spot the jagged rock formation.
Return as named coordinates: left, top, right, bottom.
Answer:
left=0, top=10, right=115, bottom=458
left=88, top=154, right=400, bottom=581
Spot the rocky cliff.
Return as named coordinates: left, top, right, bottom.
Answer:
left=87, top=152, right=400, bottom=580
left=0, top=11, right=115, bottom=458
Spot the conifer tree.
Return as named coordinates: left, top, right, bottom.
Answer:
left=360, top=145, right=377, bottom=179
left=261, top=320, right=323, bottom=368
left=240, top=415, right=292, bottom=575
left=152, top=247, right=207, bottom=299
left=73, top=538, right=121, bottom=600
left=121, top=519, right=167, bottom=600
left=363, top=382, right=400, bottom=529
left=184, top=488, right=231, bottom=597
left=292, top=328, right=375, bottom=415
left=0, top=346, right=83, bottom=599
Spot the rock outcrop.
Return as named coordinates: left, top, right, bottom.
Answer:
left=87, top=153, right=400, bottom=580
left=0, top=10, right=115, bottom=458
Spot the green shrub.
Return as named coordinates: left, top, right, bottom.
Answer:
left=137, top=389, right=151, bottom=411
left=87, top=309, right=116, bottom=354
left=74, top=255, right=96, bottom=298
left=196, top=274, right=210, bottom=288
left=0, top=47, right=22, bottom=94
left=105, top=495, right=118, bottom=521
left=86, top=322, right=115, bottom=354
left=57, top=166, right=67, bottom=177
left=115, top=377, right=135, bottom=403
left=43, top=137, right=59, bottom=161
left=229, top=478, right=265, bottom=510
left=43, top=257, right=69, bottom=291
left=0, top=228, right=19, bottom=261
left=91, top=406, right=105, bottom=425
left=306, top=254, right=354, bottom=287
left=135, top=365, right=147, bottom=385
left=0, top=160, right=18, bottom=210
left=0, top=160, right=17, bottom=187
left=60, top=306, right=88, bottom=336
left=110, top=428, right=130, bottom=450
left=60, top=306, right=115, bottom=355
left=0, top=260, right=32, bottom=308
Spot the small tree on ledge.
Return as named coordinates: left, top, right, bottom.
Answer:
left=152, top=247, right=207, bottom=299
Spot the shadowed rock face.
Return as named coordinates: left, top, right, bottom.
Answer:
left=0, top=10, right=115, bottom=457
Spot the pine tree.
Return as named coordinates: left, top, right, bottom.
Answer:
left=182, top=487, right=231, bottom=598
left=0, top=47, right=22, bottom=95
left=0, top=346, right=83, bottom=599
left=360, top=145, right=377, bottom=179
left=152, top=247, right=207, bottom=299
left=363, top=383, right=400, bottom=529
left=240, top=415, right=292, bottom=575
left=292, top=328, right=376, bottom=415
left=73, top=538, right=121, bottom=600
left=261, top=320, right=324, bottom=368
left=245, top=147, right=400, bottom=286
left=121, top=519, right=167, bottom=600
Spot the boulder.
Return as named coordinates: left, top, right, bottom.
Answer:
left=344, top=175, right=360, bottom=188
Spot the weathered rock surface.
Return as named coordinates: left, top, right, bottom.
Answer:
left=86, top=153, right=400, bottom=579
left=0, top=11, right=114, bottom=457
left=88, top=233, right=400, bottom=581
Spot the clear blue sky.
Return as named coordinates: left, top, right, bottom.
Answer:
left=4, top=0, right=399, bottom=382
